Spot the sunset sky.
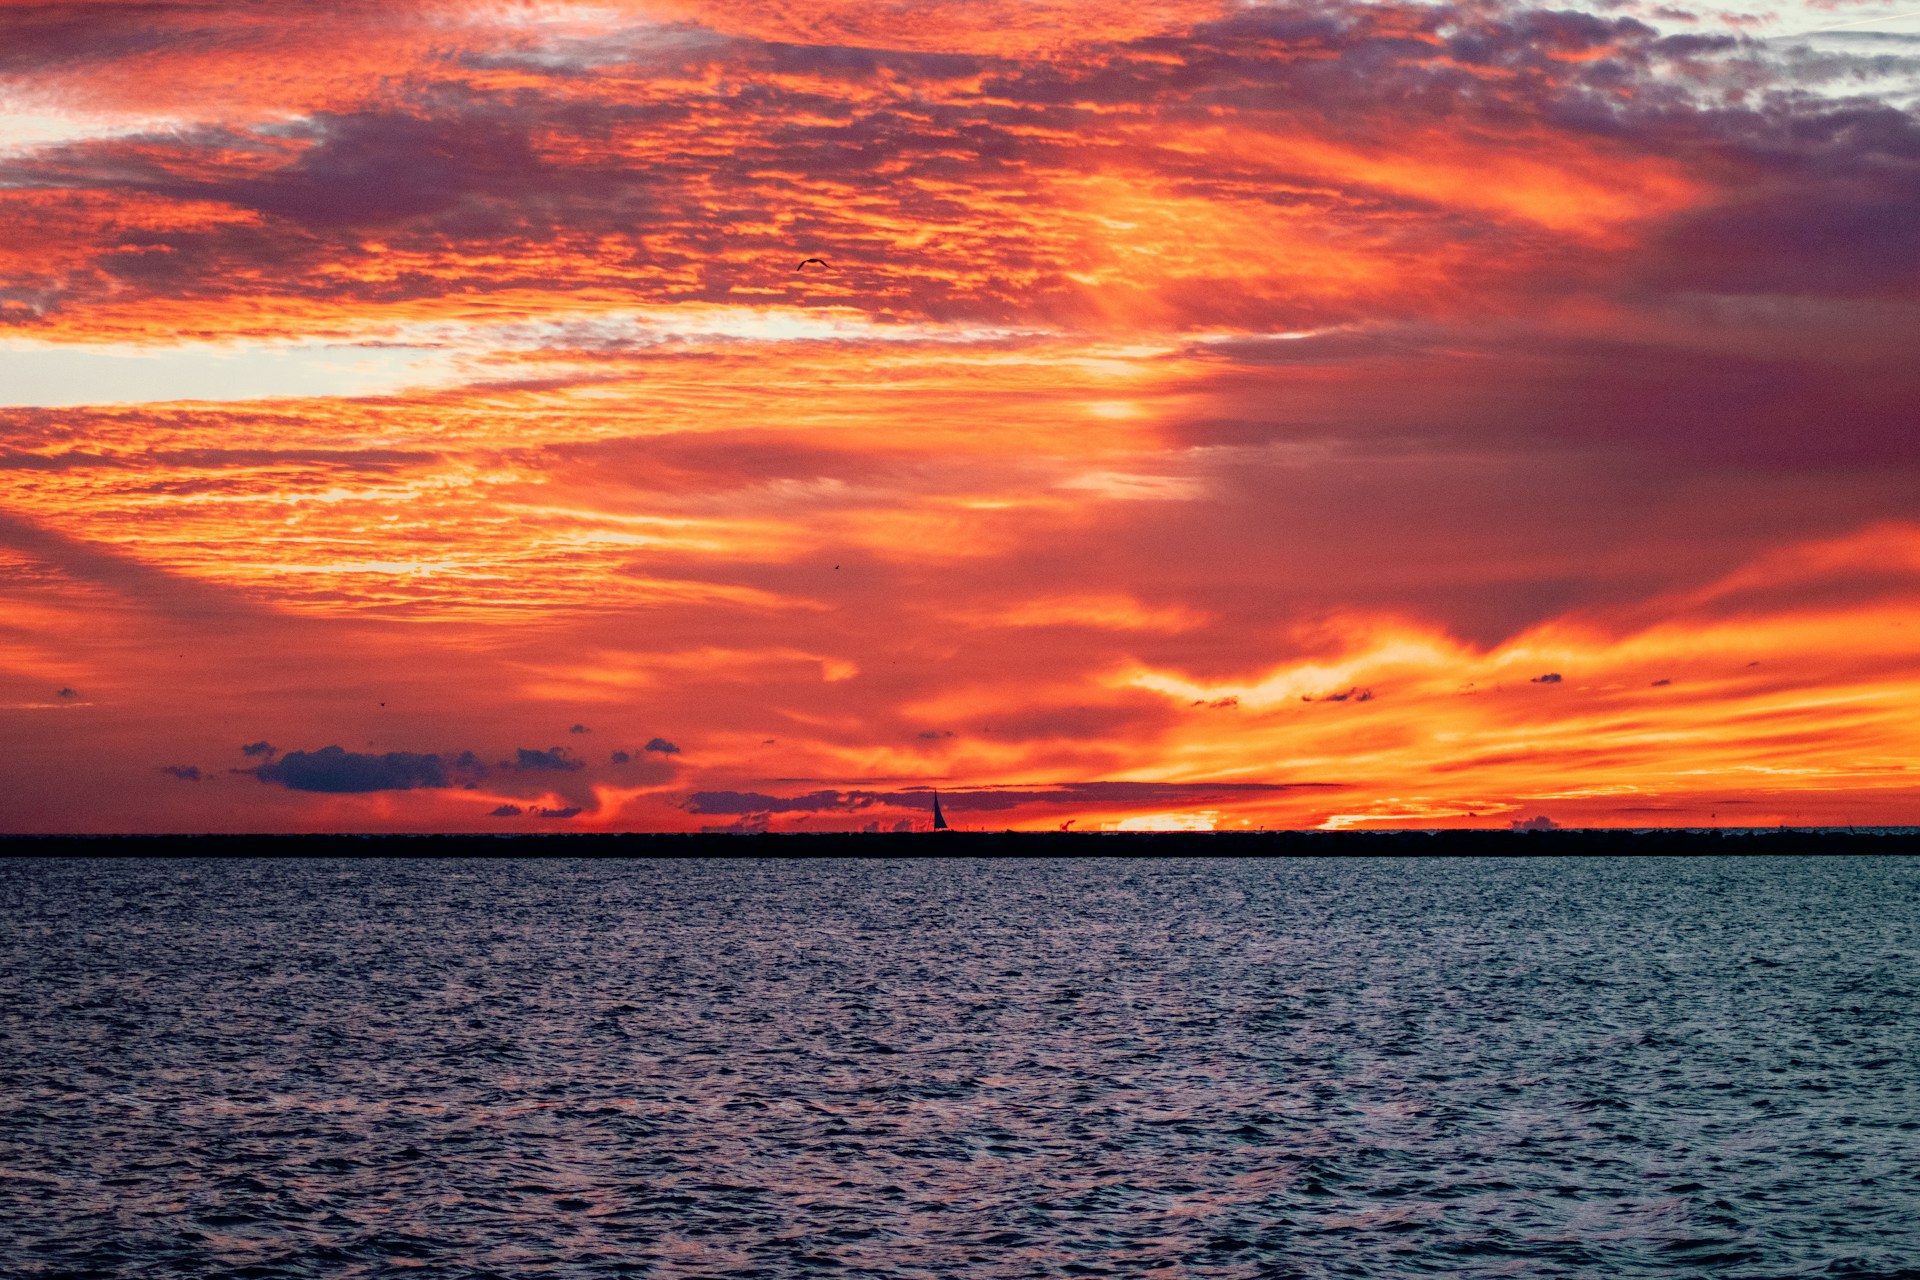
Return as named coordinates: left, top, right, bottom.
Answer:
left=2, top=0, right=1916, bottom=832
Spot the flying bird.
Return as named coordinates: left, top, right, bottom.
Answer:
left=796, top=257, right=828, bottom=271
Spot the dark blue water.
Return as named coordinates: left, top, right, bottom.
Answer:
left=1, top=857, right=1916, bottom=1279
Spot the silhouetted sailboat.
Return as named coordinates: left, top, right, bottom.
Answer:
left=931, top=790, right=949, bottom=830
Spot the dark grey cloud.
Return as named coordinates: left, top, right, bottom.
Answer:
left=569, top=723, right=590, bottom=734
left=1531, top=672, right=1563, bottom=684
left=240, top=740, right=276, bottom=759
left=186, top=107, right=553, bottom=230
left=3, top=0, right=1910, bottom=335
left=689, top=789, right=847, bottom=815
left=256, top=745, right=451, bottom=793
left=0, top=3, right=190, bottom=74
left=515, top=746, right=583, bottom=771
left=1643, top=101, right=1920, bottom=300
left=644, top=737, right=680, bottom=755
left=610, top=750, right=630, bottom=764
left=0, top=0, right=424, bottom=77
left=490, top=803, right=523, bottom=816
left=534, top=805, right=582, bottom=818
left=159, top=764, right=201, bottom=781
left=990, top=2, right=1679, bottom=127
left=57, top=686, right=77, bottom=699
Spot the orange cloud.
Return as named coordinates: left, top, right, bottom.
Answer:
left=2, top=0, right=1916, bottom=831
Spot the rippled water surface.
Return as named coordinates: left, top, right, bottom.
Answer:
left=2, top=856, right=1918, bottom=1279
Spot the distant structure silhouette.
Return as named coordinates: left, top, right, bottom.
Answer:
left=931, top=790, right=949, bottom=830
left=796, top=257, right=828, bottom=271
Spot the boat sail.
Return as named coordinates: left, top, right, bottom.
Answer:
left=931, top=789, right=949, bottom=830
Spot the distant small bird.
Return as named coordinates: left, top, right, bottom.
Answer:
left=796, top=257, right=828, bottom=271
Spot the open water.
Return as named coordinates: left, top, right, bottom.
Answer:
left=0, top=856, right=1916, bottom=1279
